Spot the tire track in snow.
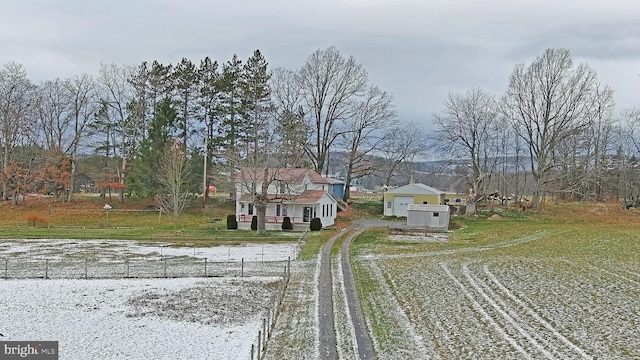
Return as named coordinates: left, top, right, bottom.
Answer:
left=361, top=230, right=565, bottom=261
left=318, top=228, right=348, bottom=359
left=334, top=253, right=358, bottom=359
left=340, top=227, right=376, bottom=359
left=586, top=264, right=640, bottom=286
left=368, top=260, right=440, bottom=359
left=482, top=265, right=592, bottom=359
left=440, top=262, right=533, bottom=360
left=460, top=262, right=557, bottom=359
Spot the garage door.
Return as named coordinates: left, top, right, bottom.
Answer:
left=393, top=196, right=414, bottom=217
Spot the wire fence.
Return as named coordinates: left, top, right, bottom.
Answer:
left=250, top=260, right=291, bottom=360
left=0, top=257, right=291, bottom=280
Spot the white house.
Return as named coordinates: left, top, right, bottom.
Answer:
left=383, top=183, right=446, bottom=217
left=235, top=168, right=338, bottom=230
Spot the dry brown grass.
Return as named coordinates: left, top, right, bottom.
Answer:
left=538, top=201, right=640, bottom=226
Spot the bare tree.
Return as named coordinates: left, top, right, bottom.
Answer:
left=503, top=48, right=598, bottom=210
left=298, top=46, right=368, bottom=174
left=157, top=142, right=192, bottom=234
left=616, top=108, right=640, bottom=205
left=97, top=63, right=137, bottom=203
left=0, top=62, right=34, bottom=200
left=64, top=74, right=96, bottom=202
left=271, top=68, right=308, bottom=168
left=433, top=87, right=500, bottom=215
left=586, top=84, right=615, bottom=201
left=339, top=85, right=396, bottom=201
left=377, top=122, right=428, bottom=187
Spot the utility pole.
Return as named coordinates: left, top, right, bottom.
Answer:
left=203, top=135, right=208, bottom=208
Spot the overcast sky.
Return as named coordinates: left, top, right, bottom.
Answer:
left=2, top=0, right=639, bottom=130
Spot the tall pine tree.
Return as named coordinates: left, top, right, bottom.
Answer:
left=242, top=49, right=273, bottom=166
left=216, top=54, right=245, bottom=158
left=127, top=97, right=177, bottom=197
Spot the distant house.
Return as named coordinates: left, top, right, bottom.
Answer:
left=406, top=204, right=450, bottom=231
left=383, top=183, right=446, bottom=217
left=235, top=168, right=338, bottom=230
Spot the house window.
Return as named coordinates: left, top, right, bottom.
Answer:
left=248, top=204, right=253, bottom=215
left=280, top=182, right=285, bottom=194
left=433, top=212, right=439, bottom=217
left=423, top=201, right=428, bottom=204
left=282, top=205, right=287, bottom=217
left=330, top=204, right=333, bottom=216
left=387, top=201, right=392, bottom=209
left=251, top=182, right=256, bottom=194
left=322, top=204, right=325, bottom=217
left=276, top=204, right=281, bottom=217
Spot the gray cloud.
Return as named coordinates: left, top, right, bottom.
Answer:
left=2, top=0, right=639, bottom=129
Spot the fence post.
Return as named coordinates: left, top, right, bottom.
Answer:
left=262, top=318, right=266, bottom=351
left=4, top=259, right=7, bottom=279
left=250, top=344, right=254, bottom=360
left=241, top=258, right=244, bottom=277
left=267, top=308, right=271, bottom=336
left=257, top=331, right=261, bottom=360
left=287, top=257, right=291, bottom=279
left=204, top=258, right=207, bottom=277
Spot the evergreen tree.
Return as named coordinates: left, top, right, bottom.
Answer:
left=216, top=54, right=246, bottom=158
left=172, top=58, right=199, bottom=149
left=126, top=98, right=177, bottom=197
left=242, top=49, right=273, bottom=166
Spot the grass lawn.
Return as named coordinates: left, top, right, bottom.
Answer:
left=0, top=194, right=301, bottom=245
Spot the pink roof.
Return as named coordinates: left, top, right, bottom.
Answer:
left=236, top=168, right=328, bottom=184
left=288, top=190, right=327, bottom=204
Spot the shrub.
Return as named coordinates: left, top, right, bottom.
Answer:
left=281, top=216, right=293, bottom=230
left=448, top=219, right=464, bottom=230
left=226, top=214, right=238, bottom=230
left=310, top=217, right=323, bottom=231
left=26, top=214, right=47, bottom=227
left=251, top=215, right=258, bottom=231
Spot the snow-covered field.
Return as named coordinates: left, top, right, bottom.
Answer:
left=0, top=239, right=299, bottom=279
left=0, top=277, right=279, bottom=359
left=354, top=236, right=640, bottom=359
left=0, top=239, right=296, bottom=359
left=0, top=239, right=299, bottom=262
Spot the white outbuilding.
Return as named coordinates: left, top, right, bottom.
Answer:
left=406, top=204, right=450, bottom=232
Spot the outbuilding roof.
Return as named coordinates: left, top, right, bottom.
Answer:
left=407, top=204, right=450, bottom=212
left=385, top=183, right=445, bottom=195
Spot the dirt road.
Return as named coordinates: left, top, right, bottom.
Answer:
left=318, top=221, right=392, bottom=359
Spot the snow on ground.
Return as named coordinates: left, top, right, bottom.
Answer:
left=0, top=239, right=299, bottom=262
left=263, top=259, right=318, bottom=360
left=0, top=277, right=279, bottom=360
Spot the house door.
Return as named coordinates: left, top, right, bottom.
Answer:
left=303, top=207, right=311, bottom=222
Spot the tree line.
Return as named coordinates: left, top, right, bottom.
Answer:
left=1, top=47, right=639, bottom=212
left=0, top=46, right=420, bottom=206
left=433, top=48, right=640, bottom=213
